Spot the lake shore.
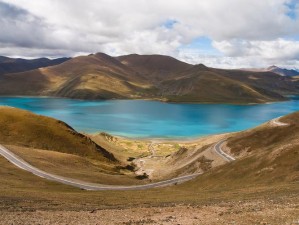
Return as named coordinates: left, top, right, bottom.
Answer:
left=1, top=96, right=299, bottom=138
left=93, top=131, right=235, bottom=144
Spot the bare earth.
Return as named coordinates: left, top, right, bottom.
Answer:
left=91, top=132, right=232, bottom=180
left=1, top=199, right=298, bottom=225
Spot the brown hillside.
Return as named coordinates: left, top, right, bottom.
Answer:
left=0, top=107, right=116, bottom=162
left=0, top=53, right=299, bottom=103
left=159, top=65, right=286, bottom=103
left=227, top=112, right=299, bottom=158
left=211, top=112, right=299, bottom=184
left=214, top=68, right=299, bottom=96
left=0, top=53, right=154, bottom=99
left=117, top=54, right=192, bottom=82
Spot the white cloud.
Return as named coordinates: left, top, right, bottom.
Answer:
left=213, top=39, right=299, bottom=60
left=194, top=38, right=299, bottom=68
left=178, top=43, right=299, bottom=69
left=0, top=0, right=299, bottom=68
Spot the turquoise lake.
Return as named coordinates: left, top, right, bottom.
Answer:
left=0, top=96, right=299, bottom=138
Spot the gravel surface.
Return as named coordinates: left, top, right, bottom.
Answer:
left=1, top=200, right=298, bottom=225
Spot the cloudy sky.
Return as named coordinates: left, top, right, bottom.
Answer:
left=0, top=0, right=299, bottom=68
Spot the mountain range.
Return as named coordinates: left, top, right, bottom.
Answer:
left=0, top=53, right=299, bottom=104
left=0, top=56, right=70, bottom=75
left=267, top=65, right=299, bottom=76
left=241, top=65, right=299, bottom=77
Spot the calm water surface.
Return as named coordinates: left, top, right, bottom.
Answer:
left=0, top=96, right=299, bottom=138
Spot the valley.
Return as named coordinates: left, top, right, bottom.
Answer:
left=0, top=106, right=298, bottom=224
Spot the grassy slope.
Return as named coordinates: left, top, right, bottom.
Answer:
left=224, top=112, right=299, bottom=184
left=0, top=150, right=297, bottom=212
left=0, top=53, right=154, bottom=99
left=0, top=107, right=157, bottom=185
left=0, top=69, right=51, bottom=95
left=168, top=112, right=299, bottom=193
left=0, top=107, right=115, bottom=162
left=0, top=107, right=154, bottom=185
left=118, top=55, right=297, bottom=103
left=117, top=54, right=192, bottom=82
left=49, top=53, right=152, bottom=99
left=216, top=68, right=299, bottom=96
left=0, top=150, right=297, bottom=209
left=6, top=145, right=145, bottom=185
left=1, top=153, right=297, bottom=224
left=90, top=133, right=152, bottom=162
left=159, top=66, right=290, bottom=103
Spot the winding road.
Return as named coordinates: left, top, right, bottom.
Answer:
left=212, top=116, right=289, bottom=161
left=0, top=144, right=201, bottom=190
left=271, top=116, right=289, bottom=126
left=0, top=138, right=236, bottom=190
left=213, top=140, right=235, bottom=162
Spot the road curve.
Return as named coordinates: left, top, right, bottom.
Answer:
left=271, top=116, right=289, bottom=126
left=0, top=144, right=201, bottom=191
left=213, top=140, right=235, bottom=162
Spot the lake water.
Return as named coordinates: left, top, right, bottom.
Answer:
left=0, top=96, right=299, bottom=138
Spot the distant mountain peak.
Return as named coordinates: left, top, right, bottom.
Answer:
left=267, top=65, right=299, bottom=76
left=194, top=63, right=208, bottom=69
left=241, top=65, right=299, bottom=76
left=267, top=65, right=279, bottom=70
left=0, top=56, right=70, bottom=75
left=95, top=52, right=111, bottom=57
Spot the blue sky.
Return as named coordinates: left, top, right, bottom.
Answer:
left=182, top=37, right=220, bottom=55
left=163, top=19, right=178, bottom=29
left=286, top=0, right=297, bottom=19
left=0, top=0, right=299, bottom=69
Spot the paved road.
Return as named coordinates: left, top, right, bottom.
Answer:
left=272, top=116, right=289, bottom=126
left=213, top=140, right=235, bottom=162
left=0, top=144, right=201, bottom=191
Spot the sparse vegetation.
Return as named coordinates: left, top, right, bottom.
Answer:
left=0, top=107, right=116, bottom=162
left=116, top=163, right=136, bottom=172
left=127, top=157, right=135, bottom=161
left=135, top=173, right=149, bottom=180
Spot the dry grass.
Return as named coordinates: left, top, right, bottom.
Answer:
left=0, top=154, right=297, bottom=212
left=225, top=112, right=299, bottom=183
left=90, top=132, right=232, bottom=180
left=90, top=133, right=185, bottom=160
left=6, top=145, right=146, bottom=185
left=0, top=107, right=115, bottom=162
